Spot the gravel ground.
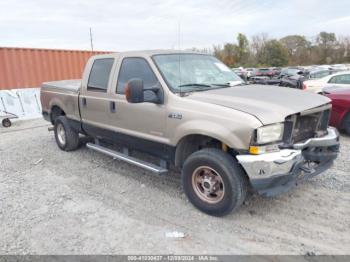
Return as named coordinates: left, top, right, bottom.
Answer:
left=0, top=118, right=349, bottom=255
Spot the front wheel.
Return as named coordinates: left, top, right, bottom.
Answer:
left=182, top=148, right=248, bottom=216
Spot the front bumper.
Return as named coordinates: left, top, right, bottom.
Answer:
left=236, top=127, right=340, bottom=197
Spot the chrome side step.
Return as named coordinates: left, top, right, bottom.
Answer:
left=86, top=142, right=168, bottom=175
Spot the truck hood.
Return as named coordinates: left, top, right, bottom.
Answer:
left=187, top=85, right=330, bottom=125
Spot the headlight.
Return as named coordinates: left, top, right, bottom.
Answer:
left=256, top=123, right=284, bottom=144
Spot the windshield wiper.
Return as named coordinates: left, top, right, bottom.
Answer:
left=177, top=83, right=235, bottom=95
left=211, top=83, right=231, bottom=87
left=211, top=82, right=246, bottom=87
left=178, top=83, right=211, bottom=87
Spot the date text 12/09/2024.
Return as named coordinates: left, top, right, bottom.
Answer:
left=127, top=255, right=218, bottom=261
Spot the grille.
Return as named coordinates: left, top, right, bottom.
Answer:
left=291, top=109, right=330, bottom=143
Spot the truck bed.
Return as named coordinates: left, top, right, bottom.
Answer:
left=40, top=79, right=82, bottom=123
left=41, top=79, right=81, bottom=93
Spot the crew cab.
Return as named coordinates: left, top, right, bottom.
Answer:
left=41, top=50, right=339, bottom=216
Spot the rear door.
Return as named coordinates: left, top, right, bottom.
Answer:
left=79, top=57, right=115, bottom=135
left=325, top=74, right=350, bottom=90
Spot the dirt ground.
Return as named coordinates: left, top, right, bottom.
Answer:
left=0, top=118, right=349, bottom=255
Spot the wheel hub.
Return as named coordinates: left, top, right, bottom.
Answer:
left=57, top=123, right=66, bottom=145
left=192, top=166, right=225, bottom=204
left=201, top=176, right=218, bottom=193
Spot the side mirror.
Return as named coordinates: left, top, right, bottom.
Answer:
left=125, top=78, right=163, bottom=104
left=125, top=79, right=144, bottom=103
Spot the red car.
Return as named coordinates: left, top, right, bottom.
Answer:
left=255, top=68, right=274, bottom=78
left=325, top=89, right=350, bottom=135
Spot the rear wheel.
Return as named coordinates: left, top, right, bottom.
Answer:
left=182, top=148, right=248, bottom=216
left=2, top=118, right=11, bottom=128
left=343, top=113, right=350, bottom=135
left=54, top=116, right=79, bottom=151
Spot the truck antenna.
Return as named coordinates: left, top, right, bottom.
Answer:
left=178, top=21, right=181, bottom=50
left=178, top=21, right=182, bottom=95
left=89, top=27, right=94, bottom=52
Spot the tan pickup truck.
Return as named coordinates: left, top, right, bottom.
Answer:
left=41, top=50, right=340, bottom=216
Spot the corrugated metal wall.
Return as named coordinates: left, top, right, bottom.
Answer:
left=0, top=47, right=111, bottom=90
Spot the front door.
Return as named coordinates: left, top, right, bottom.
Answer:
left=108, top=57, right=169, bottom=158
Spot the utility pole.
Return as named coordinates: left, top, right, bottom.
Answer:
left=89, top=27, right=94, bottom=52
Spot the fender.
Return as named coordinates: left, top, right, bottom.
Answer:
left=172, top=119, right=250, bottom=150
left=48, top=95, right=80, bottom=122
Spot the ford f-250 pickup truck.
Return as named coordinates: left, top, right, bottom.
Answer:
left=41, top=50, right=340, bottom=216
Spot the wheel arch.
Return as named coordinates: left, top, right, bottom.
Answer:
left=340, top=110, right=350, bottom=130
left=174, top=133, right=240, bottom=168
left=50, top=104, right=66, bottom=124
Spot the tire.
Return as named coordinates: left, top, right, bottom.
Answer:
left=54, top=116, right=79, bottom=151
left=182, top=148, right=248, bottom=216
left=2, top=118, right=11, bottom=128
left=343, top=113, right=350, bottom=135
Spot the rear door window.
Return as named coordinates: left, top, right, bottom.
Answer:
left=328, top=75, right=341, bottom=84
left=116, top=58, right=159, bottom=94
left=87, top=58, right=114, bottom=92
left=337, top=74, right=350, bottom=84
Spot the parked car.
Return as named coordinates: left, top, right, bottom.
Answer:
left=40, top=50, right=339, bottom=216
left=251, top=74, right=304, bottom=89
left=303, top=71, right=350, bottom=93
left=270, top=67, right=281, bottom=76
left=307, top=69, right=334, bottom=80
left=324, top=89, right=350, bottom=135
left=245, top=68, right=256, bottom=78
left=255, top=68, right=274, bottom=78
left=330, top=64, right=348, bottom=72
left=232, top=67, right=247, bottom=81
left=279, top=68, right=303, bottom=78
left=317, top=65, right=332, bottom=70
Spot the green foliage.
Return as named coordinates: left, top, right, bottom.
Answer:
left=260, top=40, right=289, bottom=67
left=212, top=32, right=350, bottom=67
left=236, top=33, right=249, bottom=63
left=280, top=35, right=310, bottom=65
left=317, top=32, right=336, bottom=46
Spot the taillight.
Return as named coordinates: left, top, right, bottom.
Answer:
left=302, top=83, right=307, bottom=90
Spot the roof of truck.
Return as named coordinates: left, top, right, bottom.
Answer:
left=93, top=49, right=208, bottom=59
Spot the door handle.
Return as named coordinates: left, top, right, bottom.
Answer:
left=82, top=98, right=87, bottom=107
left=110, top=101, right=116, bottom=113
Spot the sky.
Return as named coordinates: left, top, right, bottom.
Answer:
left=0, top=0, right=350, bottom=52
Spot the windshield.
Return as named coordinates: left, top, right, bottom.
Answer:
left=152, top=54, right=243, bottom=93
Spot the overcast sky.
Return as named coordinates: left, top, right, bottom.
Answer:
left=0, top=0, right=349, bottom=51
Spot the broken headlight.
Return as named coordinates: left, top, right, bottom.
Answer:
left=256, top=123, right=284, bottom=144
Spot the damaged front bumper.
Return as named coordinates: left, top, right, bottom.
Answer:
left=236, top=127, right=340, bottom=197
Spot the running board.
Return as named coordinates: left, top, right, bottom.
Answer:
left=86, top=143, right=168, bottom=175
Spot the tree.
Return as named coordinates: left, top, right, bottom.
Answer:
left=251, top=33, right=269, bottom=65
left=338, top=36, right=350, bottom=63
left=315, top=32, right=337, bottom=64
left=213, top=43, right=236, bottom=67
left=317, top=32, right=336, bottom=46
left=236, top=33, right=249, bottom=65
left=280, top=35, right=309, bottom=55
left=261, top=40, right=289, bottom=67
left=212, top=31, right=349, bottom=67
left=222, top=43, right=236, bottom=67
left=280, top=35, right=311, bottom=65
